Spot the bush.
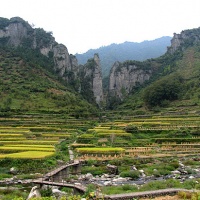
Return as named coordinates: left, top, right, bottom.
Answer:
left=120, top=170, right=140, bottom=180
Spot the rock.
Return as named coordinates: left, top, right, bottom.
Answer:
left=107, top=164, right=118, bottom=175
left=9, top=167, right=18, bottom=175
left=171, top=170, right=181, bottom=175
left=139, top=170, right=144, bottom=173
left=52, top=186, right=66, bottom=198
left=17, top=180, right=23, bottom=184
left=112, top=177, right=128, bottom=182
left=179, top=162, right=185, bottom=168
left=103, top=181, right=112, bottom=186
left=189, top=176, right=194, bottom=179
left=178, top=169, right=188, bottom=174
left=131, top=165, right=137, bottom=171
left=85, top=173, right=94, bottom=180
left=27, top=186, right=41, bottom=200
left=101, top=174, right=110, bottom=178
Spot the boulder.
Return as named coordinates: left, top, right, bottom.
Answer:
left=130, top=165, right=137, bottom=171
left=171, top=170, right=181, bottom=175
left=9, top=167, right=18, bottom=175
left=52, top=186, right=66, bottom=198
left=85, top=173, right=94, bottom=180
left=106, top=164, right=118, bottom=175
left=103, top=181, right=112, bottom=186
left=112, top=177, right=128, bottom=182
left=27, top=186, right=41, bottom=200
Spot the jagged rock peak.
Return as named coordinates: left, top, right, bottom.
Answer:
left=93, top=54, right=103, bottom=106
left=0, top=17, right=32, bottom=46
left=167, top=27, right=200, bottom=54
left=81, top=53, right=103, bottom=106
left=0, top=17, right=79, bottom=81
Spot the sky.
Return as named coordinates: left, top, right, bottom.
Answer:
left=1, top=0, right=200, bottom=54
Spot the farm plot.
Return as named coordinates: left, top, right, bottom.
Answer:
left=74, top=114, right=200, bottom=160
left=76, top=147, right=125, bottom=161
left=0, top=112, right=96, bottom=159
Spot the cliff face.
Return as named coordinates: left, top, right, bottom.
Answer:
left=167, top=27, right=200, bottom=54
left=0, top=17, right=32, bottom=46
left=0, top=17, right=103, bottom=105
left=108, top=61, right=152, bottom=100
left=0, top=17, right=76, bottom=77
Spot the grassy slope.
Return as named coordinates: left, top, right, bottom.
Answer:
left=0, top=48, right=96, bottom=114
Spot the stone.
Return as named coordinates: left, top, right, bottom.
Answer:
left=52, top=186, right=66, bottom=198
left=112, top=177, right=128, bottom=182
left=131, top=165, right=137, bottom=171
left=179, top=162, right=185, bottom=168
left=171, top=170, right=181, bottom=175
left=85, top=173, right=94, bottom=180
left=101, top=174, right=110, bottom=178
left=107, top=164, right=118, bottom=175
left=103, top=181, right=112, bottom=186
left=27, top=186, right=41, bottom=200
left=9, top=167, right=18, bottom=175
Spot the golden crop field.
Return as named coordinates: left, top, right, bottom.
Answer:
left=0, top=151, right=55, bottom=159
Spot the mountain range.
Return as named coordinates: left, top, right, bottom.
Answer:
left=1, top=16, right=200, bottom=115
left=76, top=37, right=172, bottom=77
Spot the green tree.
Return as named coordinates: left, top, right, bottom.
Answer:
left=143, top=74, right=183, bottom=108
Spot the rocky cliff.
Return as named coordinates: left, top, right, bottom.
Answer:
left=108, top=61, right=152, bottom=101
left=167, top=27, right=200, bottom=54
left=0, top=17, right=103, bottom=105
left=80, top=54, right=103, bottom=106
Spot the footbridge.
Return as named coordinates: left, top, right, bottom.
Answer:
left=32, top=160, right=86, bottom=193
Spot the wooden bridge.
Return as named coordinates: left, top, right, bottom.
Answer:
left=32, top=160, right=86, bottom=193
left=33, top=179, right=86, bottom=193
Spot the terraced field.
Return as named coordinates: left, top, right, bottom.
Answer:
left=73, top=114, right=200, bottom=160
left=0, top=113, right=93, bottom=159
left=1, top=112, right=200, bottom=161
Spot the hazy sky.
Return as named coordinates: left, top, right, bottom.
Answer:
left=1, top=0, right=200, bottom=54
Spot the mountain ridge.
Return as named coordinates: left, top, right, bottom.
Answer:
left=1, top=16, right=200, bottom=113
left=76, top=36, right=171, bottom=76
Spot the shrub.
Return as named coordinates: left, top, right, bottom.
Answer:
left=120, top=170, right=140, bottom=180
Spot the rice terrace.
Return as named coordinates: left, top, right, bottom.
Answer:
left=1, top=111, right=200, bottom=199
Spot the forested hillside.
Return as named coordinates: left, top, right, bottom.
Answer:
left=117, top=28, right=200, bottom=113
left=0, top=45, right=96, bottom=116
